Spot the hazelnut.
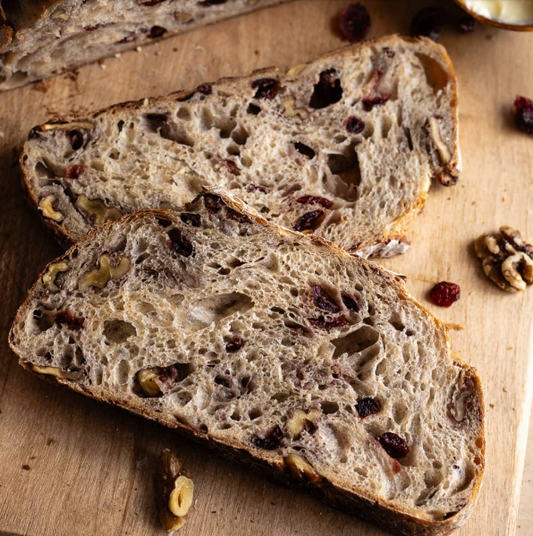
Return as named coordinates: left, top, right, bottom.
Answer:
left=43, top=261, right=69, bottom=292
left=286, top=408, right=321, bottom=438
left=79, top=254, right=130, bottom=291
left=284, top=453, right=322, bottom=483
left=475, top=226, right=533, bottom=293
left=39, top=195, right=64, bottom=222
left=75, top=195, right=123, bottom=225
left=32, top=365, right=82, bottom=381
left=281, top=97, right=309, bottom=119
left=41, top=121, right=95, bottom=131
left=427, top=117, right=451, bottom=165
left=137, top=368, right=162, bottom=397
left=168, top=476, right=194, bottom=517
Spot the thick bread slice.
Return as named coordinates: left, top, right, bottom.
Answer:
left=0, top=0, right=290, bottom=91
left=9, top=191, right=484, bottom=536
left=21, top=35, right=460, bottom=255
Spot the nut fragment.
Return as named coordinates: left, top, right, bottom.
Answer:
left=281, top=97, right=309, bottom=119
left=137, top=368, right=162, bottom=397
left=287, top=64, right=305, bottom=77
left=31, top=365, right=82, bottom=381
left=475, top=226, right=533, bottom=293
left=157, top=449, right=193, bottom=532
left=80, top=254, right=130, bottom=291
left=284, top=453, right=322, bottom=483
left=43, top=261, right=69, bottom=292
left=41, top=121, right=95, bottom=131
left=286, top=408, right=321, bottom=437
left=427, top=117, right=451, bottom=165
left=75, top=195, right=122, bottom=225
left=52, top=9, right=69, bottom=20
left=39, top=195, right=63, bottom=222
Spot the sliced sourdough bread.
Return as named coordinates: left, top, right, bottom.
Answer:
left=9, top=191, right=484, bottom=536
left=0, top=0, right=291, bottom=91
left=21, top=35, right=460, bottom=255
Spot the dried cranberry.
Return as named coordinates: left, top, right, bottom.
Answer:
left=296, top=196, right=333, bottom=209
left=67, top=130, right=84, bottom=151
left=225, top=336, right=245, bottom=352
left=251, top=425, right=283, bottom=450
left=377, top=432, right=410, bottom=459
left=247, top=183, right=271, bottom=193
left=362, top=95, right=390, bottom=111
left=149, top=26, right=167, bottom=38
left=54, top=311, right=85, bottom=330
left=410, top=7, right=445, bottom=41
left=310, top=69, right=343, bottom=109
left=458, top=16, right=477, bottom=33
left=342, top=295, right=360, bottom=313
left=338, top=3, right=371, bottom=43
left=222, top=159, right=239, bottom=175
left=345, top=116, right=365, bottom=134
left=356, top=397, right=380, bottom=418
left=429, top=281, right=460, bottom=307
left=180, top=213, right=201, bottom=227
left=65, top=164, right=85, bottom=179
left=309, top=316, right=348, bottom=330
left=294, top=210, right=324, bottom=232
left=167, top=228, right=194, bottom=257
left=252, top=78, right=280, bottom=100
left=514, top=96, right=533, bottom=134
left=312, top=285, right=340, bottom=313
left=195, top=84, right=212, bottom=95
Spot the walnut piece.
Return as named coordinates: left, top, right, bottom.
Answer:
left=157, top=449, right=193, bottom=532
left=43, top=261, right=68, bottom=292
left=75, top=195, right=123, bottom=225
left=281, top=97, right=309, bottom=119
left=286, top=407, right=321, bottom=438
left=79, top=254, right=130, bottom=291
left=284, top=453, right=322, bottom=483
left=39, top=195, right=63, bottom=222
left=475, top=226, right=533, bottom=293
left=137, top=368, right=162, bottom=397
left=428, top=116, right=451, bottom=165
left=32, top=364, right=82, bottom=381
left=41, top=121, right=95, bottom=131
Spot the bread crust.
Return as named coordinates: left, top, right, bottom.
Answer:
left=20, top=35, right=461, bottom=255
left=9, top=191, right=484, bottom=536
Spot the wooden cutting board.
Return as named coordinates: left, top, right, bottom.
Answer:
left=1, top=1, right=532, bottom=535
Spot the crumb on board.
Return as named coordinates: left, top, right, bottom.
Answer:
left=508, top=346, right=514, bottom=350
left=33, top=79, right=50, bottom=93
left=22, top=465, right=30, bottom=471
left=503, top=387, right=508, bottom=393
left=136, top=46, right=142, bottom=52
left=489, top=403, right=495, bottom=408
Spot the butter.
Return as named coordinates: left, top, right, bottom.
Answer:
left=459, top=0, right=533, bottom=25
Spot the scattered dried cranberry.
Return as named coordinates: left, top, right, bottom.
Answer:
left=429, top=281, right=460, bottom=307
left=225, top=336, right=245, bottom=352
left=342, top=295, right=360, bottom=313
left=222, top=159, right=240, bottom=175
left=251, top=425, right=283, bottom=450
left=167, top=228, right=194, bottom=257
left=458, top=16, right=477, bottom=33
left=362, top=95, right=390, bottom=111
left=310, top=69, right=343, bottom=109
left=312, top=285, right=341, bottom=313
left=252, top=78, right=280, bottom=100
left=356, top=397, right=381, bottom=418
left=410, top=7, right=445, bottom=41
left=149, top=25, right=167, bottom=38
left=345, top=116, right=365, bottom=134
left=377, top=432, right=410, bottom=459
left=296, top=196, right=333, bottom=209
left=294, top=210, right=324, bottom=232
left=195, top=84, right=212, bottom=95
left=309, top=316, right=348, bottom=330
left=247, top=183, right=271, bottom=193
left=180, top=213, right=201, bottom=227
left=65, top=164, right=86, bottom=179
left=54, top=311, right=85, bottom=330
left=514, top=96, right=533, bottom=134
left=338, top=3, right=371, bottom=43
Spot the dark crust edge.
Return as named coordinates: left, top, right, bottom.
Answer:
left=19, top=34, right=460, bottom=252
left=8, top=194, right=485, bottom=536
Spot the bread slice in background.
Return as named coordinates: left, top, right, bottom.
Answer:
left=9, top=190, right=484, bottom=536
left=21, top=35, right=460, bottom=255
left=0, top=0, right=291, bottom=91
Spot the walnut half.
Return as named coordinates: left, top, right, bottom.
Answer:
left=475, top=226, right=533, bottom=293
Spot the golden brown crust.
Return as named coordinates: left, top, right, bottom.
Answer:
left=9, top=193, right=484, bottom=536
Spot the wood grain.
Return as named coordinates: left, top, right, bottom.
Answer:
left=1, top=1, right=532, bottom=535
